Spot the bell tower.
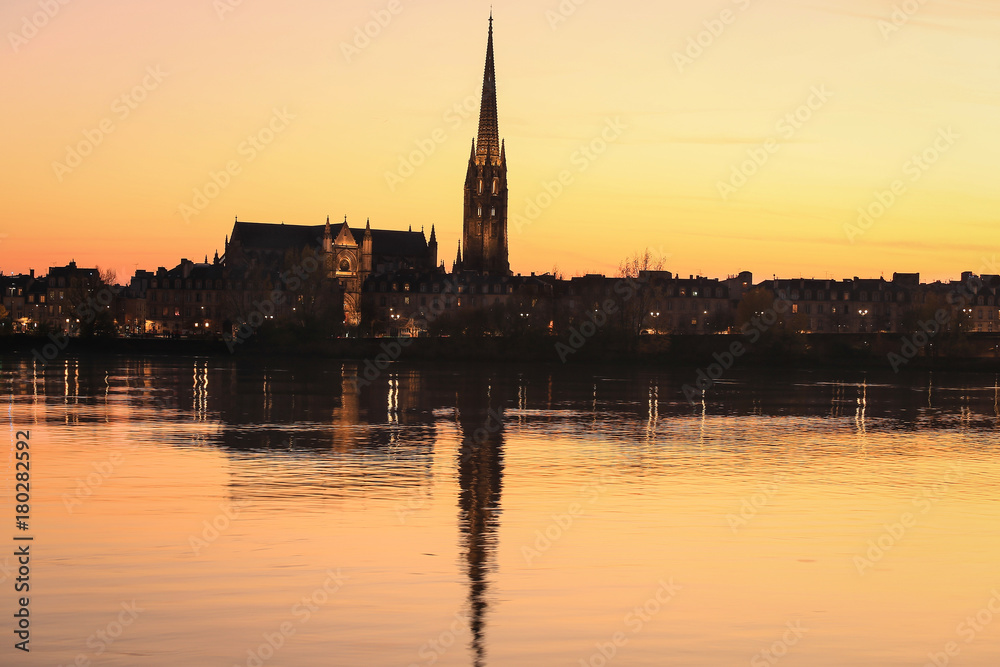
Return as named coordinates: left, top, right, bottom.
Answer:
left=462, top=14, right=510, bottom=276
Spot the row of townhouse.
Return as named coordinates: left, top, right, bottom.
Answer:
left=3, top=262, right=999, bottom=337
left=360, top=269, right=1000, bottom=337
left=763, top=272, right=1000, bottom=333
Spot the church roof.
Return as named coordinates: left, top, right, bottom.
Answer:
left=231, top=221, right=322, bottom=250
left=365, top=228, right=429, bottom=257
left=231, top=221, right=428, bottom=257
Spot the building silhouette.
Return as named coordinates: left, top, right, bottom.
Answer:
left=459, top=15, right=510, bottom=276
left=3, top=17, right=1000, bottom=343
left=223, top=217, right=437, bottom=327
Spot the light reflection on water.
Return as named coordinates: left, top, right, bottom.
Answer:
left=2, top=356, right=1000, bottom=666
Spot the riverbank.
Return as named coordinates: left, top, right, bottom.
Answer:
left=2, top=332, right=999, bottom=371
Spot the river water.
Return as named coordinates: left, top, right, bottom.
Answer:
left=2, top=356, right=999, bottom=666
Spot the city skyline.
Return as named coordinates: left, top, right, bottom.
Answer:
left=2, top=0, right=998, bottom=283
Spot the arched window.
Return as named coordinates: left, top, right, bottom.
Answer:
left=339, top=259, right=350, bottom=272
left=492, top=179, right=498, bottom=194
left=478, top=180, right=483, bottom=194
left=477, top=206, right=482, bottom=217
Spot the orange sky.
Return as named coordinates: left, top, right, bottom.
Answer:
left=1, top=0, right=998, bottom=283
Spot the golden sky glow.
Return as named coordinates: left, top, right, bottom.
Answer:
left=1, top=0, right=998, bottom=282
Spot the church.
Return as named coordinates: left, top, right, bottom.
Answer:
left=225, top=217, right=437, bottom=324
left=220, top=16, right=512, bottom=328
left=457, top=13, right=511, bottom=276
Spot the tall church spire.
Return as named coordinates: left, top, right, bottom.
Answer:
left=475, top=14, right=499, bottom=164
left=461, top=15, right=510, bottom=277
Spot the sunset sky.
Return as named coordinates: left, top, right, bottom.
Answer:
left=1, top=0, right=998, bottom=283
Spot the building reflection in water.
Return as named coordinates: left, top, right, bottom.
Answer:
left=454, top=372, right=507, bottom=667
left=7, top=356, right=1000, bottom=665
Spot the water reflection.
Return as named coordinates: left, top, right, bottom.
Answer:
left=455, top=373, right=507, bottom=667
left=2, top=355, right=1000, bottom=666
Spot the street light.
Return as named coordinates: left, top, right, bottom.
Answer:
left=649, top=310, right=661, bottom=335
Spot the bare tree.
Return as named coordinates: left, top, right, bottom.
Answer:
left=617, top=249, right=667, bottom=338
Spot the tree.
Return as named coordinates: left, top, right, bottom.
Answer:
left=70, top=267, right=118, bottom=338
left=899, top=293, right=948, bottom=334
left=617, top=249, right=668, bottom=338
